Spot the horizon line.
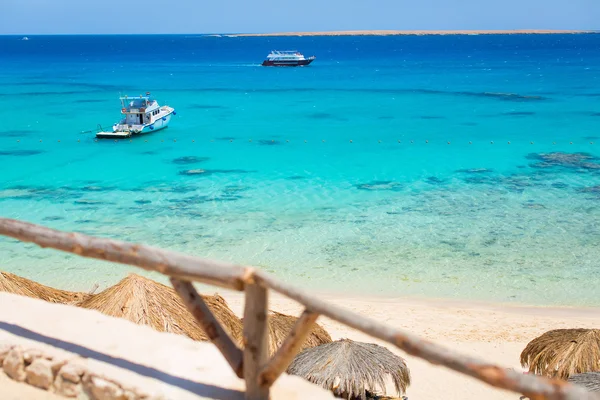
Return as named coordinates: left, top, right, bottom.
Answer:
left=1, top=29, right=598, bottom=37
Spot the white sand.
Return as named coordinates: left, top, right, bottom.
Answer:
left=0, top=373, right=64, bottom=400
left=0, top=292, right=335, bottom=400
left=221, top=291, right=600, bottom=399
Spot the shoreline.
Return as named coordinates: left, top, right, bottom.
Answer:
left=232, top=29, right=596, bottom=37
left=8, top=266, right=600, bottom=310
left=216, top=288, right=600, bottom=323
left=288, top=286, right=600, bottom=312
left=120, top=271, right=600, bottom=310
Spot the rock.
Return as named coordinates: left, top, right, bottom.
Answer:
left=178, top=169, right=205, bottom=176
left=172, top=156, right=210, bottom=165
left=582, top=162, right=600, bottom=170
left=51, top=359, right=68, bottom=375
left=355, top=180, right=403, bottom=191
left=59, top=362, right=86, bottom=383
left=526, top=151, right=600, bottom=170
left=25, top=358, right=54, bottom=389
left=3, top=348, right=26, bottom=381
left=0, top=344, right=12, bottom=364
left=23, top=348, right=44, bottom=364
left=88, top=376, right=126, bottom=400
left=456, top=168, right=494, bottom=174
left=523, top=203, right=546, bottom=210
left=579, top=185, right=600, bottom=193
left=123, top=390, right=137, bottom=400
left=55, top=374, right=82, bottom=398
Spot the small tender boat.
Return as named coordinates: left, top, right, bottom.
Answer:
left=261, top=50, right=315, bottom=67
left=96, top=93, right=176, bottom=139
left=21, top=37, right=29, bottom=41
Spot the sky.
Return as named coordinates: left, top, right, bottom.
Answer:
left=1, top=0, right=598, bottom=35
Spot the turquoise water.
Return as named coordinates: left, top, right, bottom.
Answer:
left=1, top=34, right=600, bottom=305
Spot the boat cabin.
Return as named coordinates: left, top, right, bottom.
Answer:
left=266, top=50, right=304, bottom=60
left=120, top=94, right=160, bottom=125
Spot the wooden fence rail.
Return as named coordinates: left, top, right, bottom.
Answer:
left=0, top=218, right=597, bottom=400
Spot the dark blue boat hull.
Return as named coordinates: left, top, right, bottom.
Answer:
left=262, top=58, right=315, bottom=67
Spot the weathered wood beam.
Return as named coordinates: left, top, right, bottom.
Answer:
left=170, top=278, right=244, bottom=378
left=243, top=282, right=269, bottom=400
left=0, top=218, right=246, bottom=291
left=252, top=271, right=599, bottom=400
left=259, top=309, right=319, bottom=388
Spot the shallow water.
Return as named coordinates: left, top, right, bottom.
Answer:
left=1, top=34, right=600, bottom=305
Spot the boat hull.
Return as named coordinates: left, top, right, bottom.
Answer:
left=139, top=112, right=172, bottom=134
left=262, top=58, right=314, bottom=67
left=97, top=110, right=173, bottom=139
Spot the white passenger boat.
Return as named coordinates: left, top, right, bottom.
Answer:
left=96, top=93, right=176, bottom=139
left=261, top=50, right=315, bottom=67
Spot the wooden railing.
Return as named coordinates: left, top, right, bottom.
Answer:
left=0, top=218, right=597, bottom=400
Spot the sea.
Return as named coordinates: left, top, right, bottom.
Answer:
left=1, top=34, right=600, bottom=306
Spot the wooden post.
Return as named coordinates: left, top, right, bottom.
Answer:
left=0, top=218, right=247, bottom=291
left=259, top=310, right=318, bottom=388
left=243, top=283, right=269, bottom=400
left=171, top=278, right=244, bottom=378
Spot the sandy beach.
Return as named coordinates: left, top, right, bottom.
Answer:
left=234, top=29, right=594, bottom=37
left=221, top=291, right=600, bottom=399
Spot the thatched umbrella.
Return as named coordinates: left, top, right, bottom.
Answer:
left=287, top=338, right=411, bottom=400
left=568, top=372, right=600, bottom=392
left=520, top=329, right=600, bottom=379
left=265, top=311, right=332, bottom=355
left=0, top=271, right=91, bottom=304
left=77, top=273, right=243, bottom=343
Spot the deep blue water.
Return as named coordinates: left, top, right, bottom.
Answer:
left=1, top=34, right=600, bottom=305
